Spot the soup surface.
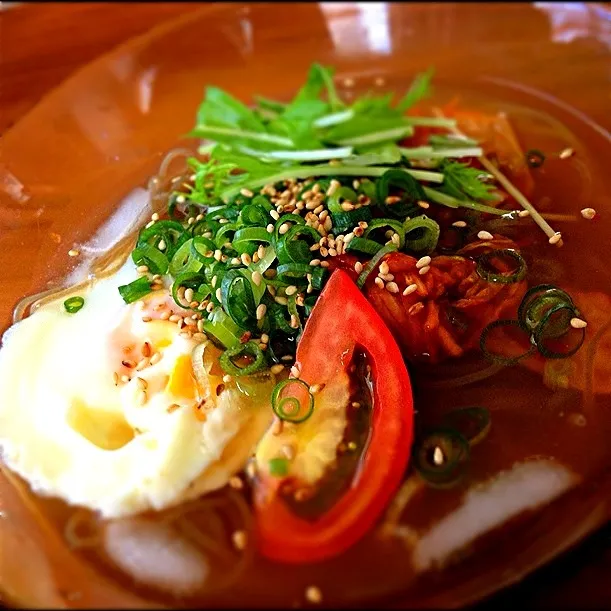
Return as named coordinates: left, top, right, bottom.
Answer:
left=1, top=70, right=610, bottom=609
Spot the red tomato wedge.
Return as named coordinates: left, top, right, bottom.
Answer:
left=253, top=269, right=414, bottom=563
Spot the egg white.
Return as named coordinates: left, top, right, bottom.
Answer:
left=0, top=260, right=273, bottom=518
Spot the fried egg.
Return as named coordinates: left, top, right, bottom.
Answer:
left=0, top=260, right=274, bottom=518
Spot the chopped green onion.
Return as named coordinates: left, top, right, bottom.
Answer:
left=271, top=378, right=314, bottom=423
left=131, top=243, right=169, bottom=275
left=518, top=284, right=574, bottom=334
left=269, top=457, right=289, bottom=477
left=413, top=427, right=470, bottom=488
left=219, top=341, right=266, bottom=376
left=327, top=187, right=357, bottom=213
left=533, top=303, right=586, bottom=359
left=442, top=407, right=491, bottom=447
left=171, top=271, right=208, bottom=308
left=330, top=207, right=372, bottom=233
left=362, top=218, right=405, bottom=249
left=403, top=215, right=440, bottom=255
left=480, top=319, right=536, bottom=365
left=345, top=236, right=384, bottom=256
left=63, top=296, right=85, bottom=314
left=220, top=269, right=258, bottom=329
left=376, top=168, right=425, bottom=219
left=313, top=109, right=354, bottom=128
left=476, top=249, right=527, bottom=284
left=356, top=243, right=398, bottom=289
left=203, top=307, right=243, bottom=349
left=118, top=276, right=154, bottom=304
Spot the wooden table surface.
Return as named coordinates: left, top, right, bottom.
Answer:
left=0, top=3, right=609, bottom=609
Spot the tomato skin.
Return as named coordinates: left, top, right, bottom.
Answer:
left=253, top=270, right=414, bottom=563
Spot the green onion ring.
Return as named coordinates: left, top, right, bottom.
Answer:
left=64, top=296, right=85, bottom=314
left=403, top=215, right=440, bottom=255
left=442, top=407, right=491, bottom=447
left=480, top=319, right=537, bottom=365
left=118, top=276, right=154, bottom=305
left=356, top=244, right=398, bottom=289
left=476, top=249, right=527, bottom=284
left=345, top=236, right=385, bottom=256
left=413, top=427, right=470, bottom=488
left=533, top=303, right=586, bottom=359
left=518, top=284, right=574, bottom=334
left=219, top=341, right=266, bottom=376
left=271, top=378, right=314, bottom=423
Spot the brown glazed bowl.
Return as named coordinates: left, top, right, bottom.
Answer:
left=0, top=2, right=610, bottom=608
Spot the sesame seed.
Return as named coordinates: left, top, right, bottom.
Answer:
left=260, top=333, right=269, bottom=344
left=278, top=223, right=291, bottom=235
left=232, top=530, right=248, bottom=550
left=320, top=260, right=330, bottom=268
left=416, top=255, right=432, bottom=269
left=385, top=281, right=400, bottom=293
left=136, top=390, right=148, bottom=406
left=385, top=195, right=401, bottom=205
left=374, top=277, right=384, bottom=288
left=518, top=210, right=531, bottom=218
left=433, top=446, right=445, bottom=466
left=112, top=372, right=119, bottom=386
left=328, top=247, right=338, bottom=257
left=240, top=188, right=254, bottom=198
left=477, top=230, right=494, bottom=240
left=351, top=401, right=361, bottom=408
left=160, top=310, right=171, bottom=320
left=310, top=383, right=325, bottom=394
left=206, top=302, right=215, bottom=313
left=167, top=403, right=180, bottom=413
left=266, top=223, right=274, bottom=233
left=319, top=246, right=329, bottom=257
left=150, top=352, right=161, bottom=365
left=256, top=304, right=267, bottom=320
left=310, top=259, right=321, bottom=266
left=391, top=233, right=401, bottom=246
left=250, top=271, right=263, bottom=287
left=305, top=586, right=323, bottom=604
left=347, top=441, right=357, bottom=451
left=175, top=195, right=185, bottom=204
left=403, top=283, right=418, bottom=296
left=379, top=261, right=390, bottom=275
left=290, top=364, right=301, bottom=378
left=214, top=249, right=222, bottom=261
left=354, top=261, right=363, bottom=273
left=271, top=364, right=285, bottom=375
left=158, top=239, right=166, bottom=251
left=151, top=212, right=160, bottom=221
left=275, top=296, right=288, bottom=306
left=136, top=265, right=149, bottom=274
left=452, top=220, right=467, bottom=228
left=581, top=207, right=596, bottom=220
left=570, top=317, right=587, bottom=329
left=548, top=232, right=562, bottom=245
left=68, top=249, right=80, bottom=257
left=184, top=288, right=194, bottom=303
left=418, top=265, right=431, bottom=276
left=285, top=285, right=298, bottom=296
left=168, top=314, right=181, bottom=323
left=216, top=288, right=223, bottom=302
left=121, top=374, right=130, bottom=383
left=417, top=201, right=430, bottom=209
left=341, top=201, right=355, bottom=212
left=141, top=316, right=152, bottom=323
left=290, top=315, right=300, bottom=329
left=136, top=377, right=148, bottom=390
left=227, top=475, right=244, bottom=491
left=559, top=147, right=574, bottom=159
left=122, top=359, right=136, bottom=369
